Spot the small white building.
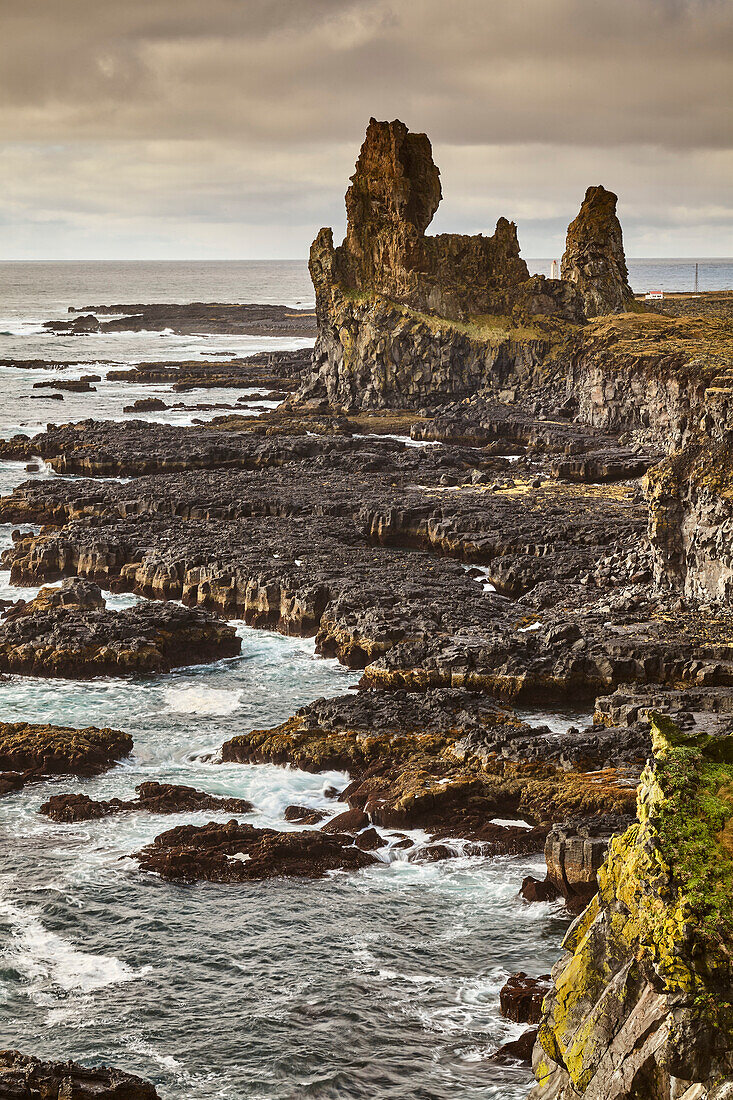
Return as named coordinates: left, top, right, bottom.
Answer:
left=645, top=290, right=664, bottom=300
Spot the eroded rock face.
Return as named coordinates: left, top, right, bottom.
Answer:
left=500, top=972, right=553, bottom=1025
left=301, top=118, right=585, bottom=411
left=3, top=577, right=104, bottom=621
left=0, top=1049, right=160, bottom=1099
left=561, top=186, right=635, bottom=317
left=645, top=436, right=733, bottom=603
left=542, top=819, right=623, bottom=913
left=531, top=716, right=733, bottom=1099
left=313, top=117, right=535, bottom=323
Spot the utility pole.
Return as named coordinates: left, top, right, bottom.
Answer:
left=695, top=262, right=699, bottom=295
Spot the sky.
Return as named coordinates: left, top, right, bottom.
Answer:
left=0, top=0, right=731, bottom=260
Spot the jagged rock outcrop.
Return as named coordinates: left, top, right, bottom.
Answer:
left=312, top=117, right=536, bottom=322
left=522, top=818, right=629, bottom=913
left=221, top=689, right=640, bottom=838
left=299, top=118, right=585, bottom=412
left=0, top=1050, right=160, bottom=1098
left=531, top=716, right=733, bottom=1099
left=561, top=186, right=635, bottom=317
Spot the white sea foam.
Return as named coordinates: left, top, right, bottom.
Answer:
left=162, top=684, right=243, bottom=715
left=0, top=894, right=150, bottom=1001
left=462, top=564, right=497, bottom=594
left=352, top=432, right=442, bottom=449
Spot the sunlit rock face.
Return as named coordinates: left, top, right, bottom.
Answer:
left=314, top=117, right=541, bottom=323
left=561, top=185, right=635, bottom=318
left=302, top=117, right=586, bottom=412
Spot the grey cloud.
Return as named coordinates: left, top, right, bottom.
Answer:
left=0, top=0, right=730, bottom=258
left=0, top=0, right=729, bottom=148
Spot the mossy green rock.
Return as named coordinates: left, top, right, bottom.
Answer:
left=531, top=714, right=733, bottom=1099
left=0, top=720, right=132, bottom=794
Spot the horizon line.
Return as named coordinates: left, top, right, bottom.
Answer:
left=0, top=256, right=731, bottom=264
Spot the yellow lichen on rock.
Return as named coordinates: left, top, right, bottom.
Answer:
left=531, top=714, right=733, bottom=1099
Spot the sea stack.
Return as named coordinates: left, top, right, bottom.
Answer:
left=302, top=117, right=585, bottom=411
left=561, top=185, right=636, bottom=316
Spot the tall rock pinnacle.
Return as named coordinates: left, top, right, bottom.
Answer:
left=561, top=186, right=635, bottom=317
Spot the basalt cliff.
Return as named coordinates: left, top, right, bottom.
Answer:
left=532, top=715, right=733, bottom=1100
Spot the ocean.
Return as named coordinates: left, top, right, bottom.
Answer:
left=0, top=257, right=728, bottom=1100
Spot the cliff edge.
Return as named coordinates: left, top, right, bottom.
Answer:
left=531, top=714, right=733, bottom=1099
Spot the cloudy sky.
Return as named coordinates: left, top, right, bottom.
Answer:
left=1, top=0, right=731, bottom=259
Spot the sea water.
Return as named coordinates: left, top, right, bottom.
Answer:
left=1, top=258, right=725, bottom=1098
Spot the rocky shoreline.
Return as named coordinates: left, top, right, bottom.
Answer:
left=3, top=119, right=733, bottom=1097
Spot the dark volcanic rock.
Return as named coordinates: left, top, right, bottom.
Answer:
left=298, top=118, right=584, bottom=412
left=499, top=972, right=553, bottom=1024
left=0, top=1050, right=160, bottom=1098
left=0, top=587, right=239, bottom=677
left=134, top=819, right=377, bottom=882
left=283, top=804, right=327, bottom=824
left=0, top=720, right=132, bottom=795
left=310, top=117, right=580, bottom=325
left=520, top=875, right=561, bottom=904
left=522, top=816, right=631, bottom=913
left=107, top=347, right=310, bottom=393
left=490, top=1028, right=538, bottom=1065
left=40, top=781, right=254, bottom=822
left=222, top=689, right=640, bottom=837
left=51, top=302, right=316, bottom=338
left=561, top=185, right=635, bottom=317
left=124, top=397, right=168, bottom=412
left=32, top=378, right=97, bottom=392
left=321, top=807, right=370, bottom=833
left=3, top=577, right=105, bottom=621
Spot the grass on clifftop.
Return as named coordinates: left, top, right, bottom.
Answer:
left=340, top=289, right=561, bottom=344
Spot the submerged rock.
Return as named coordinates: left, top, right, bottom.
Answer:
left=0, top=1049, right=160, bottom=1098
left=40, top=781, right=254, bottom=822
